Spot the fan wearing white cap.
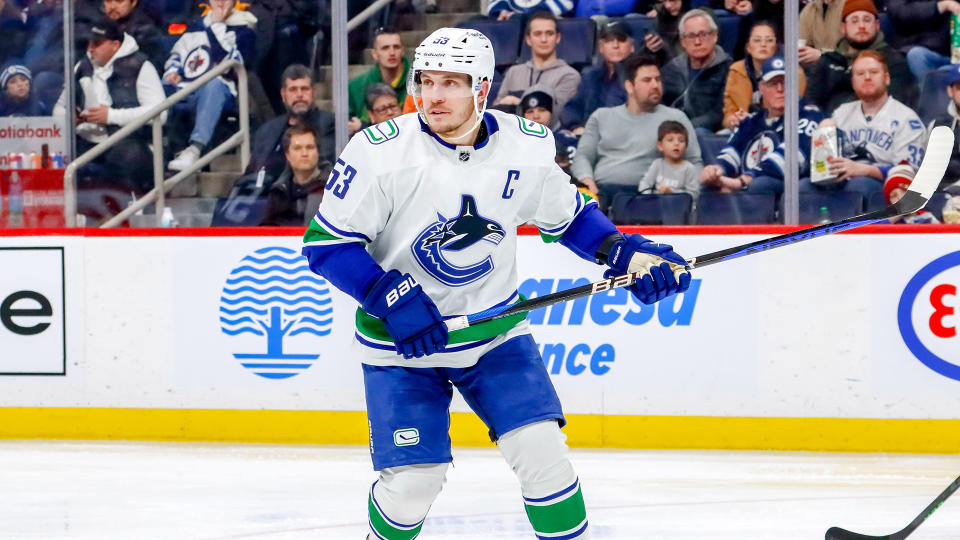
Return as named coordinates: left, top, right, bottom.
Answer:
left=302, top=27, right=691, bottom=540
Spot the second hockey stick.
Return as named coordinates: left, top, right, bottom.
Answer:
left=824, top=474, right=960, bottom=540
left=445, top=125, right=954, bottom=333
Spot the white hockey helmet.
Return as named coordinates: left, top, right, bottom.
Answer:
left=408, top=27, right=496, bottom=128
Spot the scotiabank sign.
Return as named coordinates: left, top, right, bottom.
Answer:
left=898, top=251, right=960, bottom=381
left=0, top=117, right=66, bottom=167
left=0, top=247, right=66, bottom=375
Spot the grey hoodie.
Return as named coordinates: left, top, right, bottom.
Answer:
left=495, top=57, right=580, bottom=110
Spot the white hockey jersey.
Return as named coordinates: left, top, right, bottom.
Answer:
left=303, top=110, right=593, bottom=368
left=831, top=96, right=927, bottom=170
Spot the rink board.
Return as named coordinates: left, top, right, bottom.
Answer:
left=1, top=226, right=960, bottom=452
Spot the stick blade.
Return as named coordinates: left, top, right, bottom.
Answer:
left=825, top=526, right=894, bottom=540
left=909, top=125, right=955, bottom=203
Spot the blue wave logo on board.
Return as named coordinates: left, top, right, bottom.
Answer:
left=219, top=246, right=331, bottom=379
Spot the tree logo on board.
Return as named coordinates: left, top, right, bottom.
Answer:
left=219, top=246, right=330, bottom=379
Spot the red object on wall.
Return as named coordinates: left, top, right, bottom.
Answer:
left=0, top=169, right=65, bottom=228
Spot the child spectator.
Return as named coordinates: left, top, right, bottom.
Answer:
left=519, top=85, right=558, bottom=130
left=640, top=120, right=700, bottom=196
left=519, top=85, right=578, bottom=171
left=928, top=63, right=960, bottom=191
left=884, top=163, right=940, bottom=223
left=0, top=65, right=43, bottom=116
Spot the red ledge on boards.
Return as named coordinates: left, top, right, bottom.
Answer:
left=2, top=224, right=960, bottom=237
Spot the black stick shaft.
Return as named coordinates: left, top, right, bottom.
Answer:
left=825, top=474, right=960, bottom=540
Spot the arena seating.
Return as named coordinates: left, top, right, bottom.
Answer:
left=795, top=191, right=864, bottom=223
left=457, top=17, right=525, bottom=70
left=696, top=192, right=778, bottom=224
left=518, top=17, right=597, bottom=71
left=608, top=192, right=694, bottom=225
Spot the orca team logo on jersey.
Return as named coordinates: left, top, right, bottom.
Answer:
left=411, top=195, right=506, bottom=286
left=744, top=132, right=776, bottom=170
left=219, top=246, right=331, bottom=379
left=897, top=251, right=960, bottom=381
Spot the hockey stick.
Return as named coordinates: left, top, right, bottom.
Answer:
left=824, top=474, right=960, bottom=540
left=444, top=126, right=954, bottom=333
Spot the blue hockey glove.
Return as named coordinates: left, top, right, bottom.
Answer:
left=361, top=270, right=448, bottom=359
left=604, top=234, right=692, bottom=305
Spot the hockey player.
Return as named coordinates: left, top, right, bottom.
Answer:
left=302, top=28, right=691, bottom=539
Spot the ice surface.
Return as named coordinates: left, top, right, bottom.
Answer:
left=2, top=441, right=959, bottom=539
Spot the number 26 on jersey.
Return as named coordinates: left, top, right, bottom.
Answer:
left=326, top=159, right=356, bottom=199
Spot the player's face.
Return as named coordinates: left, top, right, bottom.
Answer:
left=759, top=75, right=785, bottom=111
left=626, top=65, right=662, bottom=109
left=657, top=133, right=687, bottom=161
left=598, top=35, right=634, bottom=65
left=6, top=75, right=29, bottom=100
left=280, top=77, right=314, bottom=115
left=745, top=24, right=776, bottom=62
left=842, top=11, right=878, bottom=46
left=285, top=132, right=319, bottom=178
left=851, top=57, right=889, bottom=101
left=680, top=15, right=717, bottom=61
left=372, top=34, right=404, bottom=70
left=525, top=18, right=560, bottom=59
left=418, top=71, right=485, bottom=137
left=369, top=94, right=401, bottom=124
left=523, top=106, right=551, bottom=126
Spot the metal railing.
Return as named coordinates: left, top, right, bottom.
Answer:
left=63, top=59, right=250, bottom=227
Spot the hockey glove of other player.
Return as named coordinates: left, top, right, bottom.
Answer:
left=604, top=234, right=692, bottom=304
left=361, top=270, right=448, bottom=359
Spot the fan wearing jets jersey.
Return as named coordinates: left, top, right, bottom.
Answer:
left=302, top=27, right=691, bottom=540
left=803, top=50, right=926, bottom=201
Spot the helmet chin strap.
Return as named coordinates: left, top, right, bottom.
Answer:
left=442, top=98, right=485, bottom=144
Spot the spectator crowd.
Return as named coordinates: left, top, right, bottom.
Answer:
left=2, top=0, right=960, bottom=225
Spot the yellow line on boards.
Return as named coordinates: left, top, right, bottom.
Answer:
left=2, top=408, right=960, bottom=453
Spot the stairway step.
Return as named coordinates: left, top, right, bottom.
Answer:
left=400, top=29, right=432, bottom=49
left=198, top=171, right=238, bottom=198
left=317, top=64, right=373, bottom=83
left=422, top=11, right=475, bottom=30
left=163, top=197, right=219, bottom=215
left=209, top=153, right=242, bottom=172
left=436, top=0, right=480, bottom=13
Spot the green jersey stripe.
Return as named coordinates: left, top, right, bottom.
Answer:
left=355, top=302, right=526, bottom=345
